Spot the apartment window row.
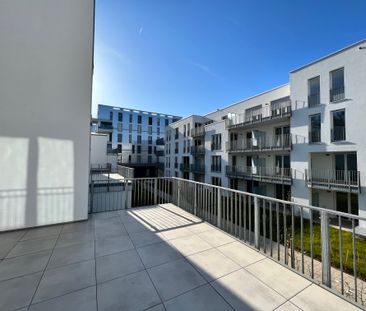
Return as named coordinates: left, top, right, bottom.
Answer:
left=182, top=123, right=191, bottom=137
left=211, top=134, right=222, bottom=150
left=309, top=109, right=346, bottom=143
left=182, top=140, right=191, bottom=153
left=211, top=177, right=222, bottom=187
left=307, top=67, right=345, bottom=107
left=211, top=156, right=222, bottom=172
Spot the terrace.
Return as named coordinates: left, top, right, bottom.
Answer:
left=0, top=177, right=364, bottom=310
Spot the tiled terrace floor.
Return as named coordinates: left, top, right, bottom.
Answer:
left=0, top=204, right=361, bottom=311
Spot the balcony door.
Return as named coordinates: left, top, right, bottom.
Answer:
left=335, top=153, right=357, bottom=183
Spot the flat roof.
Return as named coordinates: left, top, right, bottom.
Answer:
left=98, top=104, right=181, bottom=118
left=290, top=39, right=366, bottom=73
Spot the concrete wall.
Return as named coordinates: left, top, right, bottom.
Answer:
left=0, top=0, right=94, bottom=231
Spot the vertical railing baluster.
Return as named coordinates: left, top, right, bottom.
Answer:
left=270, top=202, right=273, bottom=257
left=321, top=211, right=331, bottom=288
left=310, top=209, right=314, bottom=279
left=339, top=216, right=344, bottom=295
left=291, top=205, right=295, bottom=269
left=276, top=202, right=280, bottom=261
left=300, top=206, right=304, bottom=274
left=352, top=218, right=357, bottom=302
left=254, top=196, right=260, bottom=249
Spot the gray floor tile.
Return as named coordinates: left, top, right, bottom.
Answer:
left=147, top=258, right=207, bottom=301
left=246, top=258, right=311, bottom=298
left=47, top=241, right=94, bottom=269
left=96, top=249, right=144, bottom=283
left=0, top=272, right=42, bottom=311
left=96, top=235, right=134, bottom=257
left=274, top=301, right=302, bottom=311
left=56, top=231, right=94, bottom=248
left=29, top=286, right=97, bottom=311
left=187, top=248, right=240, bottom=281
left=61, top=221, right=94, bottom=234
left=7, top=236, right=57, bottom=258
left=217, top=241, right=265, bottom=267
left=212, top=269, right=286, bottom=311
left=95, top=225, right=127, bottom=240
left=129, top=230, right=162, bottom=248
left=33, top=260, right=95, bottom=303
left=123, top=220, right=153, bottom=233
left=21, top=225, right=62, bottom=241
left=137, top=241, right=183, bottom=268
left=146, top=304, right=166, bottom=311
left=187, top=223, right=215, bottom=234
left=197, top=229, right=235, bottom=247
left=290, top=284, right=361, bottom=311
left=168, top=235, right=212, bottom=256
left=0, top=250, right=51, bottom=281
left=164, top=284, right=232, bottom=311
left=161, top=227, right=193, bottom=240
left=0, top=230, right=26, bottom=242
left=97, top=270, right=161, bottom=311
left=0, top=240, right=17, bottom=259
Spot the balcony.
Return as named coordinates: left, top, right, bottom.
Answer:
left=226, top=134, right=291, bottom=153
left=155, top=150, right=165, bottom=157
left=191, top=126, right=205, bottom=138
left=98, top=121, right=114, bottom=133
left=2, top=177, right=363, bottom=310
left=308, top=93, right=320, bottom=107
left=190, top=163, right=205, bottom=174
left=190, top=145, right=205, bottom=156
left=330, top=86, right=345, bottom=102
left=211, top=164, right=221, bottom=172
left=226, top=101, right=291, bottom=129
left=156, top=138, right=165, bottom=145
left=226, top=165, right=292, bottom=185
left=331, top=126, right=346, bottom=142
left=309, top=130, right=321, bottom=143
left=211, top=143, right=222, bottom=151
left=305, top=169, right=360, bottom=193
left=180, top=163, right=190, bottom=172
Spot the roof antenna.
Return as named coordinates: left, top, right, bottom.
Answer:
left=359, top=46, right=366, bottom=50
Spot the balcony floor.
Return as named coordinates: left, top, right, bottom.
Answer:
left=0, top=204, right=361, bottom=311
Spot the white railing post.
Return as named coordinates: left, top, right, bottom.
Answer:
left=254, top=196, right=260, bottom=249
left=177, top=179, right=181, bottom=206
left=154, top=178, right=157, bottom=205
left=217, top=188, right=222, bottom=228
left=194, top=183, right=197, bottom=215
left=321, top=210, right=331, bottom=288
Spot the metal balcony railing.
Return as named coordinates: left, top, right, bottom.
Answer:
left=211, top=164, right=221, bottom=172
left=225, top=101, right=291, bottom=129
left=309, top=130, right=321, bottom=143
left=89, top=176, right=366, bottom=306
left=156, top=138, right=165, bottom=145
left=330, top=86, right=345, bottom=102
left=190, top=145, right=205, bottom=155
left=226, top=165, right=292, bottom=185
left=211, top=142, right=222, bottom=151
left=305, top=169, right=360, bottom=193
left=155, top=150, right=165, bottom=157
left=226, top=134, right=291, bottom=153
left=191, top=126, right=205, bottom=137
left=308, top=93, right=320, bottom=107
left=180, top=163, right=190, bottom=172
left=331, top=127, right=346, bottom=142
left=190, top=163, right=205, bottom=174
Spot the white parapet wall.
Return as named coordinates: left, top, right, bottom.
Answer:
left=0, top=0, right=95, bottom=231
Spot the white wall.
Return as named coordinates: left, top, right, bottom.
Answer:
left=0, top=0, right=94, bottom=231
left=290, top=41, right=366, bottom=226
left=90, top=134, right=117, bottom=170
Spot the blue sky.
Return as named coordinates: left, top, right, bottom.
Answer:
left=92, top=0, right=366, bottom=117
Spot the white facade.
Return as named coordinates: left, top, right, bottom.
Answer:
left=90, top=133, right=118, bottom=171
left=0, top=0, right=94, bottom=231
left=166, top=40, right=366, bottom=230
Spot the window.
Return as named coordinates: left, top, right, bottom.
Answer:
left=128, top=155, right=131, bottom=163
left=331, top=109, right=346, bottom=141
left=129, top=134, right=132, bottom=143
left=137, top=145, right=141, bottom=154
left=157, top=118, right=160, bottom=126
left=330, top=68, right=345, bottom=102
left=148, top=155, right=152, bottom=163
left=211, top=177, right=222, bottom=187
left=211, top=156, right=221, bottom=172
left=175, top=128, right=179, bottom=139
left=148, top=126, right=152, bottom=135
left=183, top=125, right=186, bottom=137
left=308, top=76, right=320, bottom=107
left=117, top=134, right=122, bottom=143
left=129, top=124, right=132, bottom=133
left=165, top=119, right=169, bottom=126
left=138, top=115, right=142, bottom=124
left=109, top=111, right=113, bottom=120
left=183, top=141, right=186, bottom=153
left=148, top=146, right=152, bottom=154
left=118, top=122, right=122, bottom=132
left=132, top=145, right=135, bottom=154
left=187, top=123, right=190, bottom=136
left=157, top=127, right=160, bottom=135
left=137, top=135, right=141, bottom=144
left=148, top=116, right=153, bottom=125
left=187, top=140, right=190, bottom=153
left=117, top=144, right=122, bottom=153
left=245, top=105, right=262, bottom=122
left=309, top=114, right=321, bottom=143
left=148, top=136, right=152, bottom=144
left=211, top=134, right=222, bottom=150
left=175, top=142, right=179, bottom=154
left=118, top=112, right=123, bottom=122
left=129, top=114, right=133, bottom=123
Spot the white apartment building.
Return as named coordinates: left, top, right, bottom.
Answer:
left=165, top=39, right=366, bottom=230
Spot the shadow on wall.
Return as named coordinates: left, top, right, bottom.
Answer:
left=0, top=136, right=76, bottom=231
